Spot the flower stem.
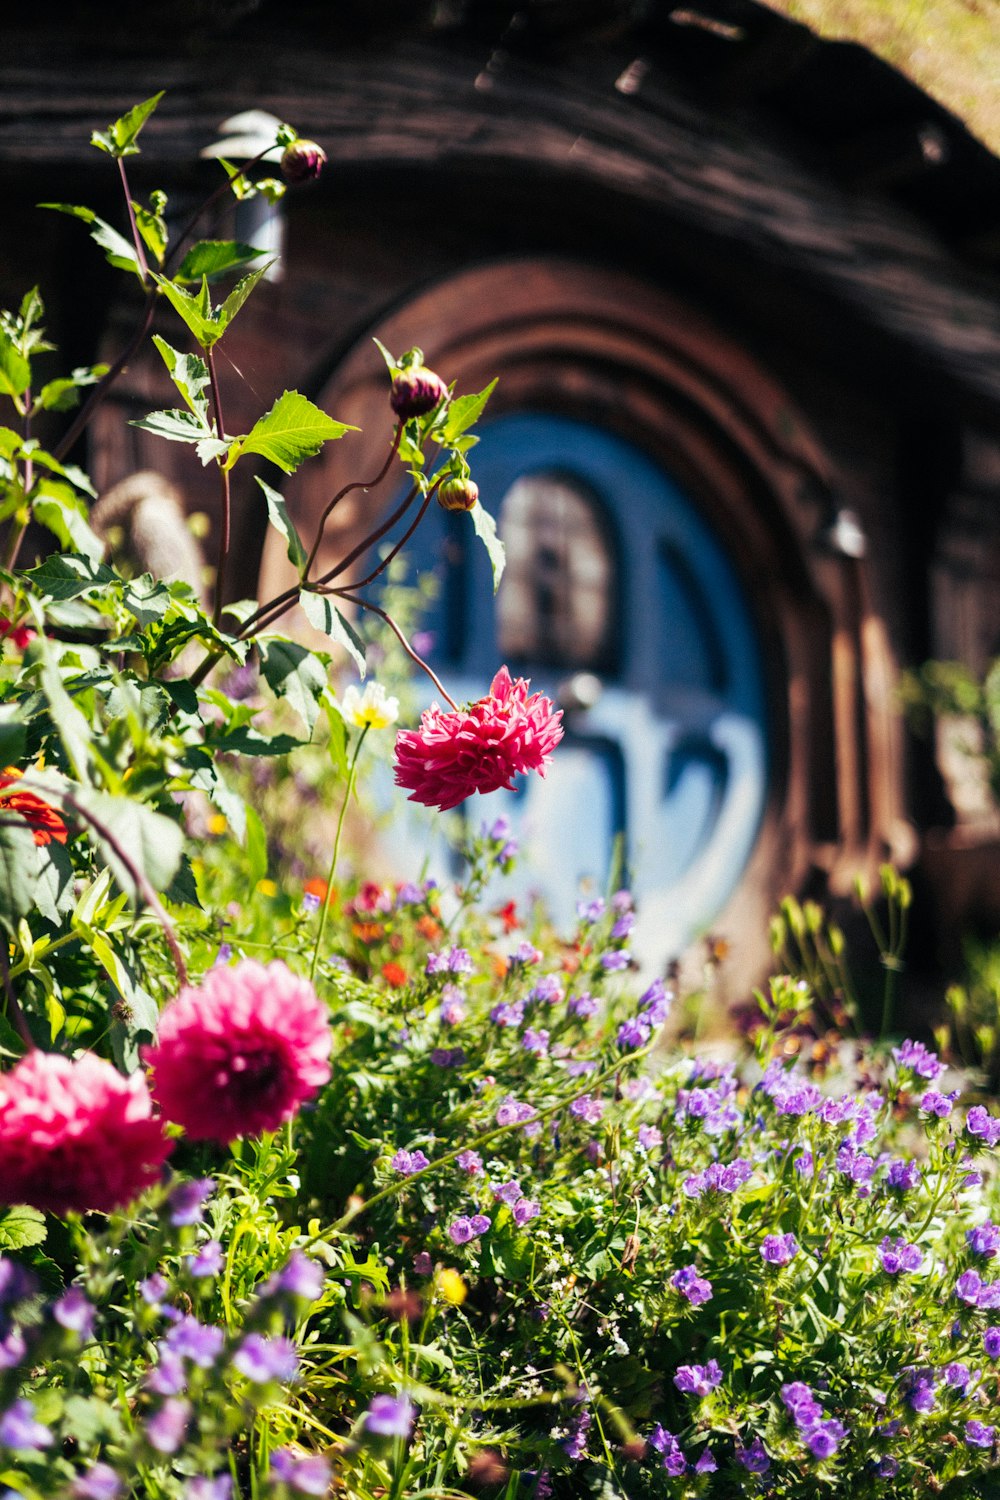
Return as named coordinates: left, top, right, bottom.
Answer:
left=0, top=945, right=34, bottom=1051
left=309, top=727, right=368, bottom=984
left=336, top=595, right=459, bottom=711
left=206, top=345, right=231, bottom=627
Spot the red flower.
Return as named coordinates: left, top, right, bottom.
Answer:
left=0, top=769, right=68, bottom=846
left=0, top=1050, right=173, bottom=1215
left=393, top=667, right=563, bottom=812
left=381, top=961, right=408, bottom=988
left=143, top=960, right=332, bottom=1144
left=0, top=617, right=36, bottom=651
left=494, top=900, right=519, bottom=933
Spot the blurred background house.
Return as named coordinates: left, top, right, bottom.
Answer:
left=4, top=0, right=1000, bottom=977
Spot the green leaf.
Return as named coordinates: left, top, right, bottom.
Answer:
left=150, top=336, right=210, bottom=419
left=33, top=488, right=105, bottom=565
left=129, top=407, right=228, bottom=465
left=0, top=328, right=31, bottom=401
left=372, top=337, right=400, bottom=373
left=73, top=788, right=183, bottom=902
left=0, top=704, right=27, bottom=767
left=24, top=444, right=96, bottom=497
left=24, top=553, right=116, bottom=600
left=217, top=265, right=270, bottom=329
left=120, top=575, right=174, bottom=627
left=232, top=391, right=355, bottom=475
left=132, top=202, right=168, bottom=265
left=176, top=240, right=264, bottom=284
left=257, top=477, right=307, bottom=570
left=34, top=839, right=75, bottom=926
left=40, top=203, right=141, bottom=276
left=90, top=92, right=164, bottom=157
left=32, top=630, right=96, bottom=784
left=0, top=1205, right=46, bottom=1251
left=36, top=365, right=108, bottom=413
left=438, top=378, right=497, bottom=442
left=0, top=818, right=39, bottom=934
left=470, top=500, right=506, bottom=592
left=244, top=804, right=269, bottom=884
left=258, top=636, right=327, bottom=734
left=152, top=274, right=220, bottom=347
left=208, top=725, right=306, bottom=757
left=299, top=589, right=366, bottom=675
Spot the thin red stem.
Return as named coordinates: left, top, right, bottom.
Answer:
left=118, top=157, right=150, bottom=283
left=303, top=423, right=402, bottom=578
left=331, top=481, right=438, bottom=593
left=336, top=591, right=459, bottom=710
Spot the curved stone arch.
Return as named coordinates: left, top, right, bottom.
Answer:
left=255, top=256, right=904, bottom=962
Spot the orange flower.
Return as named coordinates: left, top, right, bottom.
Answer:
left=0, top=769, right=67, bottom=846
left=490, top=953, right=510, bottom=980
left=381, top=961, right=407, bottom=988
left=416, top=915, right=443, bottom=943
left=303, top=876, right=331, bottom=904
left=351, top=922, right=384, bottom=945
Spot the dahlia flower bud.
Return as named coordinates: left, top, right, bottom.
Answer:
left=390, top=365, right=448, bottom=420
left=280, top=139, right=327, bottom=184
left=437, top=477, right=479, bottom=512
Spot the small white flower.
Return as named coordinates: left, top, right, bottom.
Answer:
left=340, top=681, right=400, bottom=730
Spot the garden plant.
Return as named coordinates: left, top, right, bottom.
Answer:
left=2, top=95, right=1000, bottom=1500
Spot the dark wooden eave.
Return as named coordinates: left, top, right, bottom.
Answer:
left=3, top=0, right=1000, bottom=411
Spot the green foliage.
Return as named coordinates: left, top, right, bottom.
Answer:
left=229, top=390, right=356, bottom=474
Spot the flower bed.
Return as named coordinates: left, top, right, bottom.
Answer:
left=0, top=92, right=998, bottom=1500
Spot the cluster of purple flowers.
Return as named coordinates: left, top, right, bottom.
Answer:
left=892, top=1038, right=946, bottom=1081
left=780, top=1382, right=848, bottom=1459
left=673, top=1359, right=722, bottom=1397
left=426, top=946, right=474, bottom=977
left=447, top=1214, right=491, bottom=1244
left=391, top=1148, right=431, bottom=1176
left=671, top=1264, right=712, bottom=1305
left=878, top=1236, right=922, bottom=1275
left=682, top=1157, right=753, bottom=1198
left=955, top=1268, right=1000, bottom=1309
left=966, top=1105, right=1000, bottom=1147
left=761, top=1232, right=799, bottom=1267
left=491, top=1178, right=540, bottom=1226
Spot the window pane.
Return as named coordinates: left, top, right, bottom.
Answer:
left=497, top=470, right=616, bottom=671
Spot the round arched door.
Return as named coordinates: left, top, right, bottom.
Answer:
left=401, top=411, right=769, bottom=954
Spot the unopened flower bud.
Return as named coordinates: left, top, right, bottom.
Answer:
left=280, top=139, right=327, bottom=184
left=390, top=365, right=448, bottom=419
left=438, top=476, right=479, bottom=512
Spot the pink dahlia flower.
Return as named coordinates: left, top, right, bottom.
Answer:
left=144, top=960, right=332, bottom=1143
left=0, top=1050, right=172, bottom=1215
left=393, top=667, right=563, bottom=812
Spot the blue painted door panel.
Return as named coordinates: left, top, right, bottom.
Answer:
left=389, top=413, right=769, bottom=957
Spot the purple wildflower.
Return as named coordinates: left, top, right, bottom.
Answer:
left=232, top=1333, right=299, bottom=1383
left=262, top=1252, right=325, bottom=1302
left=139, top=1273, right=169, bottom=1308
left=522, top=1028, right=549, bottom=1056
left=187, top=1241, right=224, bottom=1279
left=570, top=1095, right=604, bottom=1124
left=391, top=1149, right=430, bottom=1176
left=185, top=1478, right=231, bottom=1500
left=761, top=1232, right=799, bottom=1266
left=637, top=1124, right=663, bottom=1151
left=969, top=1222, right=1000, bottom=1258
left=944, top=1363, right=970, bottom=1388
left=673, top=1360, right=722, bottom=1396
left=617, top=1015, right=652, bottom=1049
left=984, top=1327, right=1000, bottom=1359
left=72, top=1464, right=123, bottom=1500
left=495, top=1096, right=535, bottom=1128
left=438, top=986, right=466, bottom=1025
left=269, top=1449, right=332, bottom=1494
left=878, top=1236, right=923, bottom=1275
left=0, top=1398, right=52, bottom=1450
left=957, top=1270, right=984, bottom=1304
left=0, top=1329, right=26, bottom=1370
left=966, top=1420, right=996, bottom=1448
left=146, top=1348, right=187, bottom=1396
left=561, top=1408, right=591, bottom=1461
left=576, top=897, right=606, bottom=924
left=921, top=1090, right=954, bottom=1118
left=885, top=1158, right=921, bottom=1192
left=781, top=1384, right=823, bottom=1427
left=736, top=1437, right=771, bottom=1474
left=892, top=1039, right=945, bottom=1081
left=493, top=1179, right=523, bottom=1206
left=807, top=1419, right=847, bottom=1459
left=569, top=992, right=598, bottom=1018
left=457, top=1150, right=483, bottom=1174
left=512, top=1198, right=540, bottom=1227
left=164, top=1316, right=224, bottom=1368
left=694, top=1449, right=718, bottom=1473
left=600, top=950, right=630, bottom=972
left=490, top=1000, right=525, bottom=1028
left=648, top=1426, right=686, bottom=1476
left=168, top=1178, right=213, bottom=1226
left=413, top=1252, right=433, bottom=1276
left=529, top=975, right=564, bottom=1005
left=145, top=1398, right=191, bottom=1454
left=0, top=1260, right=35, bottom=1306
left=967, top=1106, right=1000, bottom=1147
left=671, top=1265, right=712, bottom=1305
left=511, top=940, right=542, bottom=966
left=53, top=1287, right=95, bottom=1338
left=364, top=1393, right=415, bottom=1439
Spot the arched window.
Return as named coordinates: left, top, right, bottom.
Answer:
left=496, top=469, right=618, bottom=673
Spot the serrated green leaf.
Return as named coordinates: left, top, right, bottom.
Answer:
left=217, top=265, right=269, bottom=330
left=132, top=202, right=168, bottom=266
left=176, top=239, right=264, bottom=284
left=150, top=336, right=210, bottom=420
left=259, top=636, right=327, bottom=734
left=438, top=378, right=497, bottom=442
left=24, top=553, right=117, bottom=600
left=151, top=273, right=219, bottom=347
left=36, top=365, right=107, bottom=413
left=73, top=788, right=183, bottom=902
left=299, top=590, right=366, bottom=675
left=470, top=500, right=506, bottom=592
left=0, top=328, right=31, bottom=401
left=0, top=1205, right=47, bottom=1250
left=130, top=406, right=216, bottom=448
left=40, top=203, right=141, bottom=276
left=33, top=489, right=105, bottom=564
left=90, top=91, right=164, bottom=158
left=34, top=839, right=74, bottom=926
left=257, top=477, right=307, bottom=570
left=232, top=391, right=354, bottom=475
left=0, top=819, right=39, bottom=934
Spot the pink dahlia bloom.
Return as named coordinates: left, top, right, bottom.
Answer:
left=393, top=666, right=564, bottom=812
left=144, top=960, right=332, bottom=1143
left=0, top=1050, right=172, bottom=1215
